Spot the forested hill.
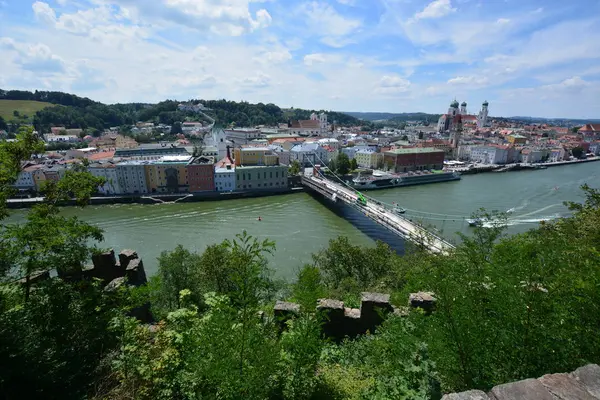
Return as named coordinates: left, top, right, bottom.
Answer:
left=0, top=89, right=360, bottom=133
left=344, top=111, right=441, bottom=122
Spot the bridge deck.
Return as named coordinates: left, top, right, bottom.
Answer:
left=302, top=175, right=454, bottom=255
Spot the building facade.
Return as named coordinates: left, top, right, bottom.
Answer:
left=187, top=156, right=215, bottom=193
left=355, top=149, right=383, bottom=169
left=469, top=146, right=509, bottom=165
left=89, top=162, right=123, bottom=195
left=289, top=143, right=328, bottom=166
left=116, top=162, right=148, bottom=194
left=235, top=166, right=288, bottom=191
left=383, top=148, right=445, bottom=173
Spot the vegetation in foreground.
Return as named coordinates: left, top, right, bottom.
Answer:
left=1, top=128, right=600, bottom=399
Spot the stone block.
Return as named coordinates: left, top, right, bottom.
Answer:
left=119, top=249, right=138, bottom=270
left=360, top=292, right=393, bottom=333
left=442, top=390, right=490, bottom=400
left=17, top=270, right=50, bottom=285
left=409, top=292, right=437, bottom=313
left=104, top=277, right=127, bottom=292
left=539, top=372, right=597, bottom=400
left=488, top=378, right=555, bottom=400
left=91, top=249, right=123, bottom=284
left=274, top=301, right=300, bottom=331
left=571, top=364, right=600, bottom=399
left=317, top=299, right=346, bottom=340
left=125, top=258, right=147, bottom=286
left=343, top=307, right=363, bottom=337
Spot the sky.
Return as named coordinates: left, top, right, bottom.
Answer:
left=1, top=0, right=600, bottom=119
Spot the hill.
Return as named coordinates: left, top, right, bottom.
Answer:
left=0, top=100, right=53, bottom=123
left=0, top=89, right=361, bottom=133
left=344, top=111, right=441, bottom=123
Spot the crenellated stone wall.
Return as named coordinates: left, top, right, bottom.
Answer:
left=274, top=291, right=436, bottom=340
left=443, top=364, right=600, bottom=400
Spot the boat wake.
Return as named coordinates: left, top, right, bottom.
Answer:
left=513, top=203, right=562, bottom=219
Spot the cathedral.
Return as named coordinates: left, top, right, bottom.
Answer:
left=437, top=100, right=489, bottom=132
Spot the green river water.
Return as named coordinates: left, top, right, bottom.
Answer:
left=6, top=162, right=600, bottom=279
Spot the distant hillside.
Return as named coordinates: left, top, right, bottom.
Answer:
left=0, top=100, right=53, bottom=123
left=508, top=116, right=600, bottom=125
left=0, top=89, right=361, bottom=133
left=344, top=111, right=441, bottom=123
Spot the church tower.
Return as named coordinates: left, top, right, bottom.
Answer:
left=448, top=99, right=459, bottom=116
left=319, top=112, right=328, bottom=131
left=477, top=100, right=489, bottom=129
left=451, top=114, right=463, bottom=160
left=460, top=101, right=467, bottom=115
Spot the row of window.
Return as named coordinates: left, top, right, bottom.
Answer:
left=237, top=171, right=285, bottom=181
left=238, top=181, right=286, bottom=189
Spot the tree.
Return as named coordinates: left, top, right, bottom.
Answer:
left=418, top=132, right=424, bottom=140
left=350, top=158, right=358, bottom=171
left=289, top=160, right=301, bottom=176
left=12, top=110, right=19, bottom=118
left=327, top=159, right=336, bottom=174
left=170, top=122, right=183, bottom=135
left=0, top=116, right=7, bottom=131
left=571, top=126, right=580, bottom=133
left=401, top=135, right=408, bottom=141
left=572, top=146, right=585, bottom=159
left=335, top=152, right=351, bottom=175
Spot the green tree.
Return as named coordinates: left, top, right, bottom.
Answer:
left=401, top=135, right=409, bottom=141
left=571, top=126, right=580, bottom=133
left=0, top=116, right=7, bottom=131
left=170, top=122, right=183, bottom=135
left=289, top=160, right=301, bottom=176
left=12, top=110, right=19, bottom=118
left=335, top=152, right=351, bottom=175
left=350, top=158, right=358, bottom=171
left=328, top=158, right=337, bottom=174
left=571, top=146, right=585, bottom=159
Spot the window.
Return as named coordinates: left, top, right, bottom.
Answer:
left=270, top=172, right=273, bottom=178
left=276, top=171, right=279, bottom=178
left=264, top=172, right=267, bottom=179
left=258, top=184, right=261, bottom=187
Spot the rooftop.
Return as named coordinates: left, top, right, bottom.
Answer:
left=385, top=147, right=444, bottom=155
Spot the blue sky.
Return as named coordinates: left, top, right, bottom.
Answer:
left=1, top=0, right=600, bottom=118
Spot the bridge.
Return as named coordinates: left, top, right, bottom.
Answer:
left=301, top=174, right=455, bottom=255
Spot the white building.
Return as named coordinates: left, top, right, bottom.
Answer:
left=549, top=148, right=566, bottom=162
left=206, top=127, right=229, bottom=160
left=116, top=162, right=148, bottom=194
left=317, top=138, right=340, bottom=150
left=214, top=164, right=236, bottom=192
left=477, top=101, right=489, bottom=129
left=289, top=113, right=329, bottom=137
left=470, top=145, right=509, bottom=165
left=182, top=122, right=204, bottom=133
left=14, top=166, right=37, bottom=190
left=44, top=134, right=79, bottom=143
left=89, top=162, right=123, bottom=195
left=289, top=143, right=328, bottom=166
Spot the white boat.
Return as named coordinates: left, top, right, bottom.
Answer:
left=467, top=218, right=483, bottom=227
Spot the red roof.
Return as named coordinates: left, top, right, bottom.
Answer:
left=290, top=120, right=320, bottom=129
left=87, top=151, right=115, bottom=161
left=580, top=124, right=600, bottom=132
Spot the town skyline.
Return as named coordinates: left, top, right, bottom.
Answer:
left=2, top=0, right=600, bottom=119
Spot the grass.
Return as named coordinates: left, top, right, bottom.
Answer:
left=0, top=100, right=54, bottom=123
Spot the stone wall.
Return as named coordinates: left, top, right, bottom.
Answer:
left=443, top=364, right=600, bottom=400
left=274, top=291, right=435, bottom=340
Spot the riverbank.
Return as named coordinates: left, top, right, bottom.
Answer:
left=6, top=187, right=305, bottom=209
left=451, top=156, right=600, bottom=175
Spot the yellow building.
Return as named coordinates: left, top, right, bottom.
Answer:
left=234, top=147, right=279, bottom=166
left=507, top=134, right=527, bottom=145
left=355, top=150, right=383, bottom=169
left=144, top=156, right=191, bottom=193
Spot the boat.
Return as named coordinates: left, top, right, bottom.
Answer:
left=467, top=218, right=484, bottom=227
left=351, top=170, right=461, bottom=190
left=393, top=206, right=406, bottom=215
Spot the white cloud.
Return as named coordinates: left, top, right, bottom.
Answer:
left=32, top=1, right=56, bottom=25
left=375, top=74, right=411, bottom=95
left=447, top=75, right=489, bottom=86
left=1, top=37, right=67, bottom=75
left=237, top=72, right=271, bottom=88
left=414, top=0, right=456, bottom=20
left=300, top=2, right=362, bottom=47
left=496, top=18, right=510, bottom=25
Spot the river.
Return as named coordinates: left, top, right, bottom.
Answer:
left=5, top=162, right=599, bottom=280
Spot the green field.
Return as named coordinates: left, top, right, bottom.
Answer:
left=0, top=100, right=53, bottom=123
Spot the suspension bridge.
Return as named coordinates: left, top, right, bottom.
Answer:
left=300, top=165, right=456, bottom=255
